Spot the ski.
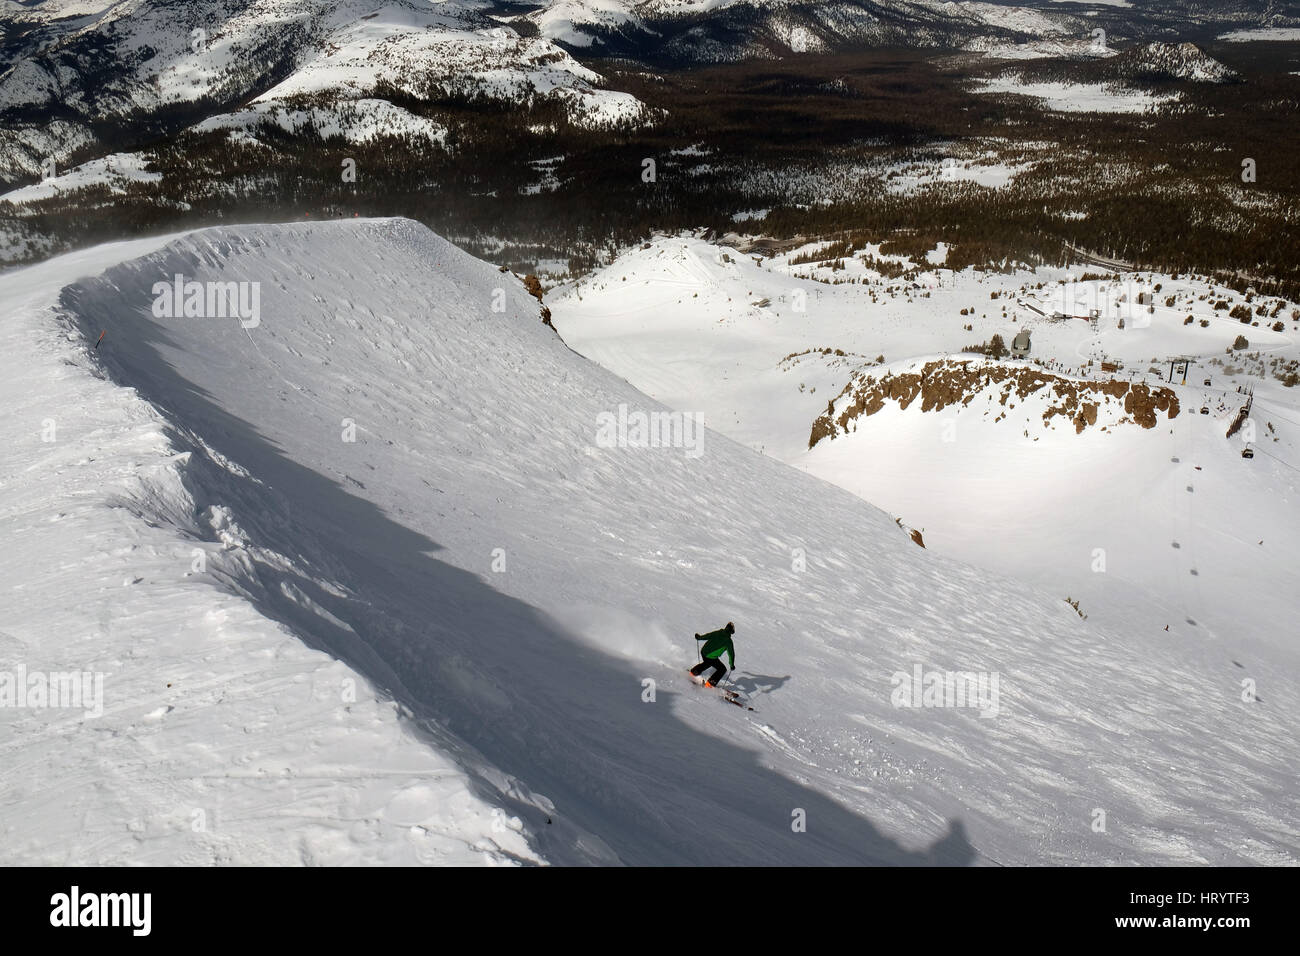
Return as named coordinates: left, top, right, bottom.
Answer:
left=686, top=671, right=754, bottom=709
left=721, top=689, right=755, bottom=711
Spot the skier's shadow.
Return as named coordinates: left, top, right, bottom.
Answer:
left=729, top=671, right=791, bottom=698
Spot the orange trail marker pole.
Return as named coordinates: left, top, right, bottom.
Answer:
left=94, top=330, right=106, bottom=350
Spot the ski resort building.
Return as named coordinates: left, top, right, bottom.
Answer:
left=1011, top=330, right=1031, bottom=357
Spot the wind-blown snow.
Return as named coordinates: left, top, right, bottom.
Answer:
left=5, top=220, right=1296, bottom=865
left=0, top=232, right=539, bottom=865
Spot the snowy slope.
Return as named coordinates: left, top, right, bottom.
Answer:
left=549, top=234, right=1300, bottom=664
left=192, top=98, right=450, bottom=148
left=4, top=219, right=1296, bottom=864
left=0, top=233, right=540, bottom=865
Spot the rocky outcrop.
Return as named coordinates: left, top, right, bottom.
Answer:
left=522, top=273, right=554, bottom=328
left=809, top=359, right=1179, bottom=448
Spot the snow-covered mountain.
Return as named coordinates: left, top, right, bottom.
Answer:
left=521, top=0, right=1089, bottom=60
left=968, top=38, right=1240, bottom=84
left=519, top=0, right=1300, bottom=61
left=3, top=218, right=1296, bottom=864
left=0, top=0, right=651, bottom=184
left=1106, top=41, right=1240, bottom=83
left=2, top=0, right=1292, bottom=189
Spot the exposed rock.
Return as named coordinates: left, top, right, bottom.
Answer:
left=522, top=274, right=554, bottom=328
left=809, top=359, right=1180, bottom=448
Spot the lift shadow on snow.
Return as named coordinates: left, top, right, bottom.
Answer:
left=58, top=252, right=976, bottom=867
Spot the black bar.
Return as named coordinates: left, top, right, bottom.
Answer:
left=3, top=866, right=1285, bottom=944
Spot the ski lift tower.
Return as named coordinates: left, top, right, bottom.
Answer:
left=1167, top=358, right=1190, bottom=385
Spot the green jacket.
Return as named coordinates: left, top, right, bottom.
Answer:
left=697, top=628, right=735, bottom=668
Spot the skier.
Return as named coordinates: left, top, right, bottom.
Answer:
left=690, top=622, right=736, bottom=687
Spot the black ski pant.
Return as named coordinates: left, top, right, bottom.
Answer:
left=691, top=658, right=727, bottom=684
